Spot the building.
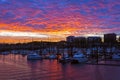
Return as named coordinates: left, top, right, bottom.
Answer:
left=87, top=37, right=102, bottom=44
left=74, top=37, right=86, bottom=48
left=66, top=36, right=75, bottom=43
left=66, top=36, right=87, bottom=48
left=74, top=37, right=86, bottom=42
left=118, top=36, right=120, bottom=42
left=104, top=33, right=117, bottom=44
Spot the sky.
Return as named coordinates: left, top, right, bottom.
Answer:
left=0, top=0, right=120, bottom=43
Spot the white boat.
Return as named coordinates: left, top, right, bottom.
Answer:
left=11, top=50, right=19, bottom=54
left=49, top=54, right=56, bottom=59
left=27, top=53, right=42, bottom=60
left=71, top=51, right=88, bottom=63
left=1, top=51, right=9, bottom=55
left=21, top=52, right=27, bottom=55
left=59, top=53, right=71, bottom=63
left=112, top=54, right=120, bottom=60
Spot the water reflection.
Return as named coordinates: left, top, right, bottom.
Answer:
left=0, top=54, right=120, bottom=80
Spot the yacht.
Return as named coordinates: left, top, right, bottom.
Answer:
left=1, top=51, right=9, bottom=55
left=59, top=53, right=71, bottom=63
left=27, top=53, right=42, bottom=60
left=49, top=54, right=57, bottom=59
left=112, top=54, right=120, bottom=60
left=71, top=51, right=88, bottom=64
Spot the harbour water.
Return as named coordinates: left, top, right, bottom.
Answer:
left=0, top=54, right=120, bottom=80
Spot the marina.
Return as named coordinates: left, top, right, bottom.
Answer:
left=0, top=53, right=120, bottom=80
left=0, top=0, right=119, bottom=80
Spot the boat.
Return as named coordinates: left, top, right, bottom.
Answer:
left=20, top=50, right=28, bottom=55
left=1, top=51, right=9, bottom=55
left=49, top=54, right=57, bottom=59
left=27, top=53, right=42, bottom=60
left=59, top=53, right=71, bottom=63
left=21, top=52, right=27, bottom=55
left=59, top=57, right=71, bottom=63
left=112, top=54, right=120, bottom=60
left=71, top=51, right=88, bottom=64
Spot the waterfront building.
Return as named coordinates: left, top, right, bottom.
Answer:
left=87, top=37, right=102, bottom=44
left=104, top=33, right=117, bottom=44
left=87, top=36, right=102, bottom=44
left=118, top=36, right=120, bottom=42
left=73, top=37, right=86, bottom=48
left=87, top=37, right=102, bottom=47
left=66, top=36, right=75, bottom=43
left=66, top=36, right=86, bottom=48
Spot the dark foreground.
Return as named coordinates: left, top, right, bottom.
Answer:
left=0, top=54, right=120, bottom=80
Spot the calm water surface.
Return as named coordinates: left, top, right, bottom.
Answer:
left=0, top=54, right=120, bottom=80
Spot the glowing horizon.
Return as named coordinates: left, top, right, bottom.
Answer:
left=0, top=0, right=119, bottom=43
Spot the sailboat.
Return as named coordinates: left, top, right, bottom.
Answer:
left=112, top=54, right=120, bottom=60
left=27, top=52, right=42, bottom=60
left=27, top=38, right=42, bottom=60
left=71, top=51, right=88, bottom=64
left=59, top=51, right=71, bottom=63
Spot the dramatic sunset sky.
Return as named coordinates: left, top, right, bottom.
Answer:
left=0, top=0, right=120, bottom=43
